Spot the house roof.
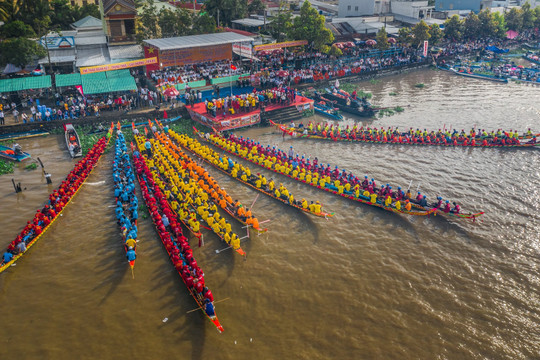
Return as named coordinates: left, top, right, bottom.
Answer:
left=143, top=32, right=254, bottom=51
left=103, top=0, right=136, bottom=14
left=71, top=15, right=103, bottom=29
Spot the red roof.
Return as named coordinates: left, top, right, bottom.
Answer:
left=220, top=27, right=257, bottom=37
left=170, top=1, right=202, bottom=10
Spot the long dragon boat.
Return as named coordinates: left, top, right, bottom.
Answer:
left=131, top=123, right=203, bottom=240
left=0, top=124, right=113, bottom=274
left=113, top=131, right=139, bottom=274
left=200, top=130, right=485, bottom=220
left=153, top=128, right=268, bottom=235
left=135, top=133, right=247, bottom=256
left=133, top=150, right=224, bottom=333
left=270, top=120, right=539, bottom=149
left=165, top=127, right=334, bottom=219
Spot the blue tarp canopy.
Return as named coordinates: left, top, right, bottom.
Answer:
left=485, top=46, right=509, bottom=54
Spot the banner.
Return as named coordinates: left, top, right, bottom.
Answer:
left=423, top=41, right=429, bottom=57
left=40, top=36, right=75, bottom=49
left=160, top=44, right=231, bottom=67
left=254, top=40, right=308, bottom=52
left=233, top=43, right=253, bottom=55
left=80, top=57, right=158, bottom=74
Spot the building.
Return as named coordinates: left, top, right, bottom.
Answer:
left=142, top=32, right=254, bottom=72
left=102, top=0, right=137, bottom=44
left=338, top=0, right=376, bottom=17
left=434, top=0, right=491, bottom=12
left=39, top=15, right=143, bottom=72
left=391, top=0, right=434, bottom=20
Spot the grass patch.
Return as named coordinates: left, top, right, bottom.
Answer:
left=25, top=162, right=38, bottom=170
left=0, top=159, right=15, bottom=176
left=389, top=92, right=398, bottom=96
left=414, top=83, right=425, bottom=88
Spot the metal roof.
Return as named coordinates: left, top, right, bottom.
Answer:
left=71, top=15, right=103, bottom=29
left=231, top=18, right=267, bottom=27
left=75, top=31, right=108, bottom=46
left=109, top=44, right=143, bottom=59
left=76, top=47, right=111, bottom=67
left=38, top=49, right=76, bottom=64
left=143, top=32, right=254, bottom=51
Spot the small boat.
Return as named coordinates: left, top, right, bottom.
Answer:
left=0, top=130, right=49, bottom=141
left=0, top=144, right=31, bottom=162
left=312, top=89, right=377, bottom=118
left=450, top=68, right=509, bottom=83
left=314, top=101, right=343, bottom=120
left=64, top=123, right=82, bottom=157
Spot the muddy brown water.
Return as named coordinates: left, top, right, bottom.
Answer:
left=0, top=69, right=539, bottom=359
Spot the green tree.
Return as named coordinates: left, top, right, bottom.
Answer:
left=477, top=9, right=495, bottom=38
left=49, top=0, right=77, bottom=29
left=159, top=8, right=192, bottom=37
left=328, top=44, right=342, bottom=57
left=0, top=0, right=23, bottom=22
left=291, top=1, right=334, bottom=51
left=397, top=27, right=412, bottom=45
left=428, top=24, right=443, bottom=45
left=192, top=12, right=217, bottom=34
left=375, top=27, right=390, bottom=50
left=443, top=15, right=463, bottom=41
left=0, top=37, right=46, bottom=67
left=411, top=20, right=430, bottom=47
left=491, top=11, right=507, bottom=38
left=534, top=7, right=540, bottom=28
left=505, top=7, right=523, bottom=31
left=463, top=12, right=481, bottom=39
left=136, top=0, right=161, bottom=41
left=269, top=3, right=292, bottom=42
left=0, top=20, right=35, bottom=38
left=247, top=0, right=265, bottom=15
left=521, top=2, right=536, bottom=30
left=204, top=0, right=248, bottom=26
left=80, top=4, right=101, bottom=19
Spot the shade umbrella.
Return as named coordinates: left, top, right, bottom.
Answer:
left=366, top=39, right=377, bottom=46
left=388, top=37, right=396, bottom=44
left=277, top=70, right=289, bottom=77
left=163, top=87, right=179, bottom=97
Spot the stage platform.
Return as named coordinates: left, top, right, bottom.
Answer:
left=186, top=94, right=314, bottom=131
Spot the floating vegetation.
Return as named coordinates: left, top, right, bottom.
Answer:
left=414, top=83, right=425, bottom=88
left=389, top=92, right=398, bottom=96
left=370, top=79, right=379, bottom=84
left=378, top=108, right=395, bottom=117
left=394, top=106, right=404, bottom=112
left=0, top=159, right=15, bottom=176
left=25, top=163, right=38, bottom=170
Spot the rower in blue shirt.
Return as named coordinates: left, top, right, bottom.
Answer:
left=2, top=251, right=14, bottom=265
left=126, top=247, right=136, bottom=262
left=205, top=299, right=215, bottom=317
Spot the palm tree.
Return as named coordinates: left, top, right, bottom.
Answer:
left=0, top=0, right=23, bottom=22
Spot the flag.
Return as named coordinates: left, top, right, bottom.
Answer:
left=75, top=85, right=84, bottom=96
left=231, top=64, right=237, bottom=70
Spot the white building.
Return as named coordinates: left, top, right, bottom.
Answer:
left=338, top=0, right=376, bottom=17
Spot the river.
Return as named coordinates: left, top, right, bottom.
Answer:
left=0, top=69, right=539, bottom=359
